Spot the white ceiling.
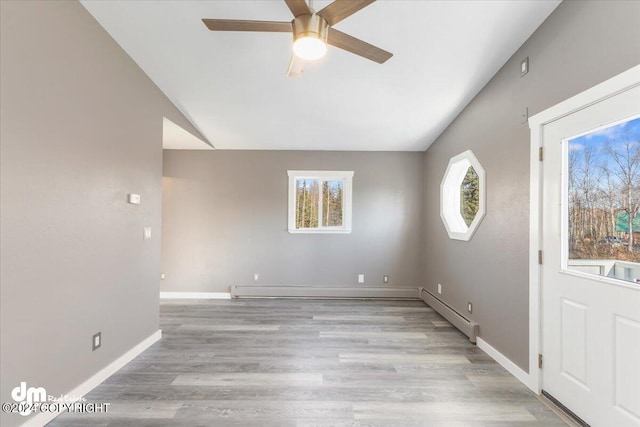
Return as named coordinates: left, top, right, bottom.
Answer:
left=81, top=0, right=560, bottom=151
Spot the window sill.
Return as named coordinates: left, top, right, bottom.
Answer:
left=288, top=228, right=351, bottom=234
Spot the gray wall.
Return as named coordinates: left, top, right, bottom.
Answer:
left=422, top=0, right=640, bottom=371
left=162, top=150, right=423, bottom=293
left=0, top=2, right=204, bottom=426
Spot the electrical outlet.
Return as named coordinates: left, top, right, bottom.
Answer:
left=143, top=227, right=152, bottom=240
left=92, top=332, right=101, bottom=351
left=160, top=273, right=165, bottom=280
left=253, top=273, right=259, bottom=282
left=358, top=274, right=365, bottom=283
left=467, top=302, right=473, bottom=314
left=437, top=283, right=442, bottom=294
left=383, top=275, right=389, bottom=283
left=521, top=106, right=529, bottom=124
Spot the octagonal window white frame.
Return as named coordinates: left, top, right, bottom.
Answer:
left=440, top=150, right=486, bottom=241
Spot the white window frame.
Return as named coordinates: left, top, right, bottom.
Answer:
left=287, top=170, right=353, bottom=234
left=440, top=150, right=486, bottom=241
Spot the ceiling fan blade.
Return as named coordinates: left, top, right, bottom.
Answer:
left=287, top=54, right=305, bottom=77
left=284, top=0, right=312, bottom=17
left=327, top=28, right=392, bottom=64
left=202, top=19, right=291, bottom=32
left=317, top=0, right=376, bottom=26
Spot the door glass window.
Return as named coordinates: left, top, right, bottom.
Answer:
left=566, top=115, right=640, bottom=284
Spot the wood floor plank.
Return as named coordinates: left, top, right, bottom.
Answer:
left=48, top=299, right=567, bottom=426
left=312, top=315, right=408, bottom=322
left=353, top=401, right=537, bottom=421
left=175, top=400, right=353, bottom=420
left=319, top=331, right=427, bottom=339
left=339, top=353, right=470, bottom=364
left=172, top=373, right=323, bottom=387
left=177, top=324, right=281, bottom=331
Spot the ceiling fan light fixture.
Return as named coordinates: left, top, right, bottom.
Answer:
left=202, top=0, right=393, bottom=77
left=292, top=14, right=328, bottom=61
left=293, top=36, right=326, bottom=60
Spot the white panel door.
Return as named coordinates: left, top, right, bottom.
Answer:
left=541, top=83, right=640, bottom=426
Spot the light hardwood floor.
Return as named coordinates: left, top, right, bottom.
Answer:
left=49, top=299, right=567, bottom=426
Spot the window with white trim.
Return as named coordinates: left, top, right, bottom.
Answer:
left=440, top=150, right=486, bottom=241
left=287, top=170, right=353, bottom=233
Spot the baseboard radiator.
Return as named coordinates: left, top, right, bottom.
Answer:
left=231, top=284, right=418, bottom=299
left=418, top=287, right=479, bottom=343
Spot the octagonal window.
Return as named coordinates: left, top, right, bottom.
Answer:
left=440, top=150, right=486, bottom=241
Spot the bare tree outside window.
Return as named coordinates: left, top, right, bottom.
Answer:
left=568, top=116, right=640, bottom=274
left=322, top=180, right=343, bottom=227
left=460, top=166, right=479, bottom=227
left=606, top=137, right=640, bottom=251
left=295, top=179, right=319, bottom=228
left=295, top=178, right=344, bottom=229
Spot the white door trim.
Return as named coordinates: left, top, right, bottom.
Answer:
left=528, top=64, right=640, bottom=394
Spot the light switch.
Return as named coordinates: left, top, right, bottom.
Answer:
left=128, top=193, right=141, bottom=205
left=143, top=227, right=152, bottom=240
left=92, top=332, right=101, bottom=351
left=520, top=57, right=529, bottom=77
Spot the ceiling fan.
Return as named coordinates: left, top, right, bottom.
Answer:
left=202, top=0, right=393, bottom=77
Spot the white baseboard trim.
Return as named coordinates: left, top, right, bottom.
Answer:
left=476, top=337, right=535, bottom=392
left=160, top=291, right=231, bottom=299
left=22, top=329, right=161, bottom=427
